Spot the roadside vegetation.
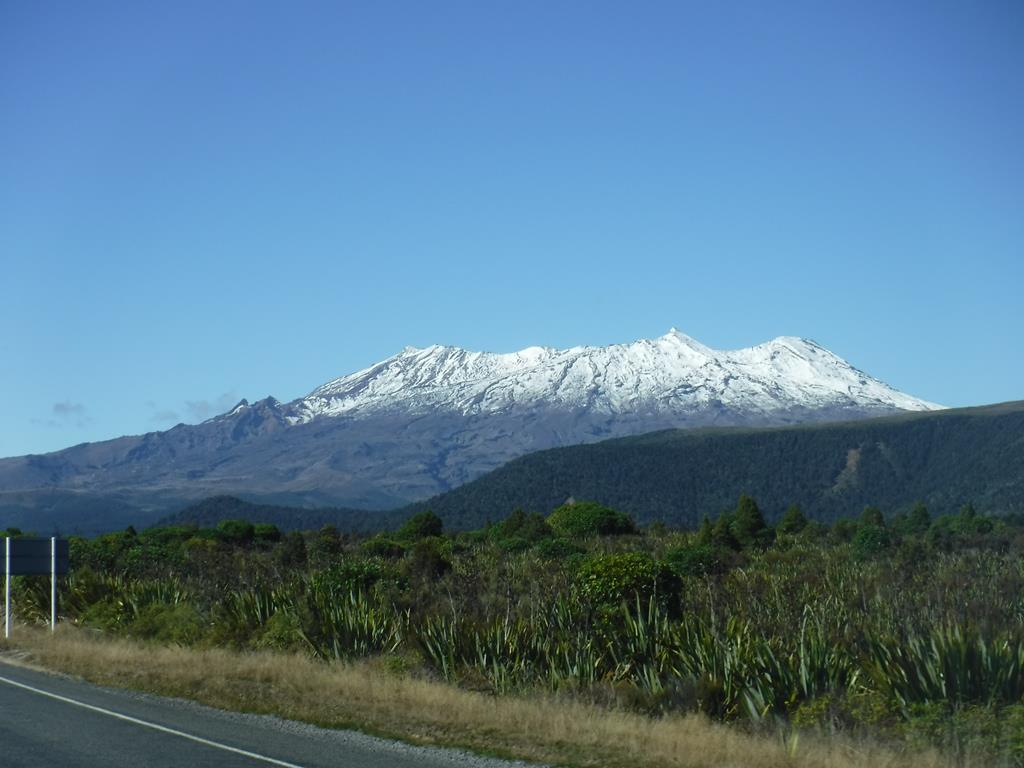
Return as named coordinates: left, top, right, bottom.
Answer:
left=3, top=497, right=1024, bottom=766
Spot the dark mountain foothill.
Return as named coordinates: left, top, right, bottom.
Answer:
left=407, top=401, right=1024, bottom=531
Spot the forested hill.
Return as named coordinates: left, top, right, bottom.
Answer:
left=156, top=495, right=401, bottom=533
left=406, top=401, right=1024, bottom=530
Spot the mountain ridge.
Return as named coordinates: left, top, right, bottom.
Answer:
left=278, top=329, right=940, bottom=422
left=0, top=330, right=941, bottom=532
left=150, top=401, right=1024, bottom=534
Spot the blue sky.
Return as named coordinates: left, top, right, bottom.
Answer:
left=2, top=1, right=1021, bottom=458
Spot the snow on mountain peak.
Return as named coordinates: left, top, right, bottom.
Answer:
left=290, top=331, right=942, bottom=424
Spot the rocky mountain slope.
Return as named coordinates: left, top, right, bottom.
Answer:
left=0, top=330, right=941, bottom=532
left=289, top=329, right=936, bottom=421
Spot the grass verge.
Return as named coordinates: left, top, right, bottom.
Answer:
left=1, top=625, right=946, bottom=768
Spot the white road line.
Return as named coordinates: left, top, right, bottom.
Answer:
left=0, top=673, right=307, bottom=768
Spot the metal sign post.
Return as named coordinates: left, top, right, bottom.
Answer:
left=2, top=537, right=69, bottom=638
left=4, top=537, right=9, bottom=639
left=51, top=537, right=57, bottom=632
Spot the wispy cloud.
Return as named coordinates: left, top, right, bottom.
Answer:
left=144, top=400, right=180, bottom=424
left=184, top=391, right=239, bottom=422
left=32, top=401, right=92, bottom=429
left=52, top=401, right=87, bottom=419
left=152, top=408, right=181, bottom=423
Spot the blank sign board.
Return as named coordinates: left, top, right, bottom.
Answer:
left=6, top=538, right=70, bottom=575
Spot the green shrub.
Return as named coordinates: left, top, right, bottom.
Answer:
left=830, top=518, right=856, bottom=543
left=1003, top=704, right=1024, bottom=764
left=255, top=611, right=304, bottom=651
left=852, top=525, right=892, bottom=560
left=361, top=535, right=405, bottom=558
left=496, top=536, right=530, bottom=552
left=317, top=560, right=383, bottom=592
left=376, top=649, right=423, bottom=678
left=216, top=519, right=255, bottom=544
left=78, top=597, right=127, bottom=631
left=536, top=537, right=585, bottom=559
left=843, top=688, right=901, bottom=731
left=790, top=689, right=898, bottom=733
left=790, top=693, right=836, bottom=730
left=865, top=623, right=1024, bottom=709
left=664, top=543, right=731, bottom=576
left=396, top=511, right=443, bottom=541
left=901, top=703, right=1023, bottom=762
left=492, top=509, right=552, bottom=543
left=777, top=504, right=808, bottom=535
left=276, top=531, right=308, bottom=567
left=253, top=523, right=282, bottom=544
left=405, top=537, right=451, bottom=578
left=129, top=603, right=205, bottom=644
left=547, top=501, right=636, bottom=538
left=574, top=552, right=681, bottom=614
left=310, top=525, right=344, bottom=559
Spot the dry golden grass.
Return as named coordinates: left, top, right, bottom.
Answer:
left=1, top=625, right=948, bottom=768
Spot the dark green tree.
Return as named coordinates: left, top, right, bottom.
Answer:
left=953, top=502, right=992, bottom=535
left=852, top=524, right=892, bottom=559
left=696, top=514, right=713, bottom=545
left=778, top=504, right=808, bottom=535
left=907, top=502, right=930, bottom=534
left=832, top=518, right=857, bottom=542
left=861, top=507, right=885, bottom=529
left=711, top=512, right=739, bottom=550
left=730, top=494, right=769, bottom=549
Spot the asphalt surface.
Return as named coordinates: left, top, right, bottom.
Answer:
left=0, top=659, right=542, bottom=768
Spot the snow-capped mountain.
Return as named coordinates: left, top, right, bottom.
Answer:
left=0, top=330, right=941, bottom=531
left=285, top=330, right=939, bottom=423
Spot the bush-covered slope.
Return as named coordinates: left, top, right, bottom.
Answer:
left=156, top=495, right=401, bottom=533
left=408, top=401, right=1024, bottom=529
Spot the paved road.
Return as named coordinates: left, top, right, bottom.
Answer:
left=0, top=660, right=539, bottom=768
